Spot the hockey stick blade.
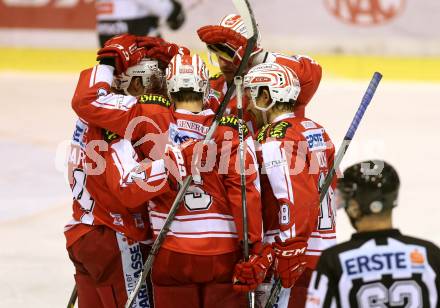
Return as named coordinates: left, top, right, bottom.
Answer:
left=125, top=1, right=259, bottom=307
left=265, top=72, right=382, bottom=308
left=233, top=0, right=256, bottom=38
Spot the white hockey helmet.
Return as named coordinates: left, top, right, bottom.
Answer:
left=166, top=53, right=210, bottom=101
left=114, top=58, right=163, bottom=95
left=243, top=62, right=301, bottom=112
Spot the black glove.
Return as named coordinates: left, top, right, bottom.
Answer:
left=167, top=0, right=185, bottom=30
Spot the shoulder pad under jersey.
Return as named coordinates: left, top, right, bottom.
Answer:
left=102, top=129, right=119, bottom=142
left=219, top=115, right=249, bottom=136
left=138, top=94, right=171, bottom=108
left=209, top=72, right=224, bottom=81
left=257, top=121, right=293, bottom=142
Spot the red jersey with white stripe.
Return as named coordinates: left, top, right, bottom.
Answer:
left=208, top=52, right=322, bottom=120
left=64, top=121, right=171, bottom=248
left=70, top=64, right=263, bottom=256
left=150, top=110, right=262, bottom=255
left=256, top=113, right=336, bottom=269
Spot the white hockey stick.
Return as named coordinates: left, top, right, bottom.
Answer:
left=124, top=1, right=259, bottom=307
left=234, top=75, right=255, bottom=308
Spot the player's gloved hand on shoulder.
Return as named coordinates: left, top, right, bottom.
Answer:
left=233, top=243, right=274, bottom=292
left=272, top=236, right=308, bottom=288
left=167, top=0, right=185, bottom=30
left=197, top=25, right=261, bottom=66
left=97, top=34, right=145, bottom=75
left=146, top=42, right=190, bottom=68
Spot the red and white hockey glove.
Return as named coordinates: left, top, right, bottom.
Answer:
left=197, top=25, right=261, bottom=66
left=97, top=34, right=145, bottom=75
left=272, top=236, right=308, bottom=288
left=146, top=43, right=190, bottom=68
left=233, top=243, right=274, bottom=292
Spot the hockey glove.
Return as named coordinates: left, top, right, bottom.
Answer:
left=145, top=43, right=190, bottom=69
left=167, top=0, right=185, bottom=30
left=233, top=243, right=274, bottom=292
left=272, top=236, right=308, bottom=288
left=197, top=25, right=261, bottom=66
left=97, top=34, right=145, bottom=75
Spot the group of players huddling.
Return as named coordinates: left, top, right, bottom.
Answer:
left=64, top=12, right=440, bottom=308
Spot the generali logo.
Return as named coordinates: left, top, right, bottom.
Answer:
left=324, top=0, right=406, bottom=26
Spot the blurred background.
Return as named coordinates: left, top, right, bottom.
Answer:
left=0, top=0, right=439, bottom=306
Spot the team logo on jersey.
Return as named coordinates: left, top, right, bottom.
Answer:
left=138, top=94, right=171, bottom=108
left=269, top=121, right=292, bottom=139
left=102, top=129, right=119, bottom=142
left=303, top=128, right=327, bottom=151
left=324, top=0, right=405, bottom=26
left=219, top=116, right=249, bottom=136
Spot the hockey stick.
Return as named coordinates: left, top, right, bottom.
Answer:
left=66, top=284, right=77, bottom=308
left=124, top=1, right=258, bottom=307
left=235, top=75, right=255, bottom=308
left=264, top=72, right=383, bottom=308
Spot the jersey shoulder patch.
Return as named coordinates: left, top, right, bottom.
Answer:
left=256, top=123, right=271, bottom=142
left=138, top=94, right=171, bottom=108
left=102, top=129, right=119, bottom=142
left=219, top=115, right=249, bottom=136
left=268, top=121, right=292, bottom=139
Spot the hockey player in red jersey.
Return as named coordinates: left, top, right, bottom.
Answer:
left=197, top=14, right=322, bottom=125
left=65, top=34, right=193, bottom=308
left=69, top=32, right=265, bottom=307
left=148, top=53, right=265, bottom=308
left=237, top=63, right=336, bottom=308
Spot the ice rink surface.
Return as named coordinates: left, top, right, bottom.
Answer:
left=0, top=71, right=439, bottom=307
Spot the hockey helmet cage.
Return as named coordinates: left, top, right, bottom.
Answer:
left=243, top=62, right=301, bottom=112
left=337, top=160, right=400, bottom=217
left=166, top=53, right=210, bottom=101
left=114, top=58, right=163, bottom=95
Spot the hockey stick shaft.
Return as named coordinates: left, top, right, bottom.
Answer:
left=66, top=284, right=77, bottom=308
left=235, top=76, right=255, bottom=308
left=264, top=72, right=382, bottom=308
left=125, top=1, right=259, bottom=307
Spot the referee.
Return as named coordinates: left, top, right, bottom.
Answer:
left=306, top=160, right=440, bottom=308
